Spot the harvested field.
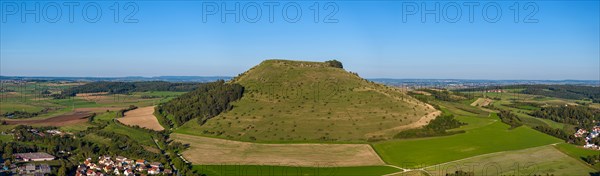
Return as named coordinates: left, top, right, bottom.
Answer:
left=3, top=111, right=92, bottom=126
left=76, top=92, right=111, bottom=101
left=470, top=98, right=493, bottom=107
left=171, top=133, right=386, bottom=167
left=117, top=106, right=164, bottom=131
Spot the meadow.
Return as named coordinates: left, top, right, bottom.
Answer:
left=423, top=145, right=596, bottom=175
left=372, top=115, right=563, bottom=168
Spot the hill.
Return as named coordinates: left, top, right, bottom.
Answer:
left=175, top=60, right=437, bottom=142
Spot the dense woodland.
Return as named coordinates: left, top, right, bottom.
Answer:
left=530, top=105, right=600, bottom=129
left=157, top=80, right=244, bottom=127
left=56, top=81, right=202, bottom=98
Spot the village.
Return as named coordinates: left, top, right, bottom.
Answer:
left=75, top=156, right=172, bottom=176
left=574, top=125, right=600, bottom=150
left=1, top=127, right=176, bottom=176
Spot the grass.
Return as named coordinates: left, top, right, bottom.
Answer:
left=423, top=145, right=597, bottom=175
left=554, top=143, right=600, bottom=170
left=82, top=133, right=112, bottom=145
left=177, top=60, right=435, bottom=142
left=192, top=165, right=401, bottom=176
left=372, top=119, right=563, bottom=168
left=102, top=120, right=156, bottom=147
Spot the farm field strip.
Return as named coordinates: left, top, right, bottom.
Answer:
left=421, top=144, right=596, bottom=176
left=117, top=106, right=164, bottom=131
left=372, top=120, right=563, bottom=168
left=171, top=133, right=385, bottom=167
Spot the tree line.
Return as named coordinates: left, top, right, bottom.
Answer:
left=55, top=81, right=203, bottom=98
left=457, top=85, right=600, bottom=103
left=498, top=110, right=523, bottom=129
left=530, top=105, right=600, bottom=129
left=394, top=113, right=466, bottom=139
left=157, top=80, right=244, bottom=127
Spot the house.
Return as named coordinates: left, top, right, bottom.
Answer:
left=137, top=165, right=147, bottom=172
left=86, top=169, right=95, bottom=176
left=135, top=159, right=146, bottom=166
left=124, top=169, right=134, bottom=176
left=114, top=168, right=121, bottom=175
left=148, top=167, right=160, bottom=175
left=103, top=165, right=113, bottom=173
left=150, top=162, right=162, bottom=168
left=116, top=156, right=127, bottom=163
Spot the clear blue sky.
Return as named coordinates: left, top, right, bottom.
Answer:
left=1, top=1, right=599, bottom=80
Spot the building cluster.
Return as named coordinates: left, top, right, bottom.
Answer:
left=13, top=128, right=69, bottom=139
left=10, top=163, right=51, bottom=175
left=13, top=152, right=56, bottom=162
left=76, top=156, right=172, bottom=176
left=575, top=125, right=600, bottom=150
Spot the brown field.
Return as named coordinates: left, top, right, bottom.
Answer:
left=171, top=133, right=386, bottom=167
left=3, top=111, right=91, bottom=126
left=470, top=98, right=493, bottom=107
left=76, top=92, right=111, bottom=102
left=117, top=106, right=164, bottom=131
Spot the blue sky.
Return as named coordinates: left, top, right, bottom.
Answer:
left=1, top=1, right=599, bottom=80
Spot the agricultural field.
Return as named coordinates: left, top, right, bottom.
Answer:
left=171, top=133, right=385, bottom=167
left=422, top=145, right=596, bottom=176
left=372, top=116, right=563, bottom=168
left=554, top=143, right=600, bottom=170
left=118, top=106, right=165, bottom=131
left=192, top=165, right=401, bottom=176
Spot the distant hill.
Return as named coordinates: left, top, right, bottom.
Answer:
left=176, top=60, right=437, bottom=142
left=0, top=76, right=231, bottom=82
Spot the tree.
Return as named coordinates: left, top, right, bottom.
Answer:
left=58, top=162, right=67, bottom=175
left=325, top=60, right=343, bottom=68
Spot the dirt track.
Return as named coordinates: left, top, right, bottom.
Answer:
left=3, top=111, right=92, bottom=126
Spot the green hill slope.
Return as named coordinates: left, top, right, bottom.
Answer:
left=176, top=60, right=437, bottom=142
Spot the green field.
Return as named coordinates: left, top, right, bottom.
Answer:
left=102, top=120, right=156, bottom=147
left=423, top=145, right=596, bottom=175
left=554, top=143, right=600, bottom=170
left=192, top=165, right=401, bottom=176
left=373, top=118, right=563, bottom=168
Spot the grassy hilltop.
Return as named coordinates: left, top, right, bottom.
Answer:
left=176, top=60, right=436, bottom=142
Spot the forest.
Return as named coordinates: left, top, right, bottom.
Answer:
left=530, top=105, right=600, bottom=129
left=56, top=81, right=202, bottom=98
left=156, top=80, right=244, bottom=127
